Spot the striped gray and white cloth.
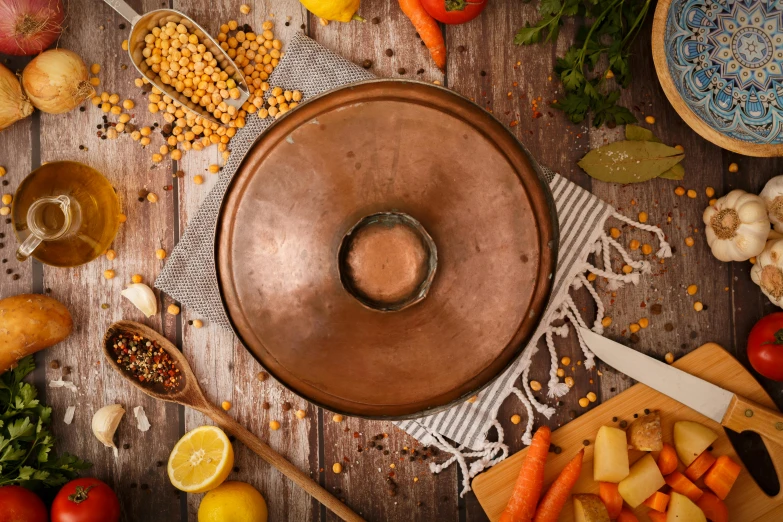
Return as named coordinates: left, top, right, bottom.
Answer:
left=156, top=33, right=671, bottom=494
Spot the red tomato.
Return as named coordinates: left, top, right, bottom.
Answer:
left=51, top=478, right=120, bottom=522
left=421, top=0, right=487, bottom=24
left=747, top=312, right=783, bottom=381
left=0, top=486, right=48, bottom=522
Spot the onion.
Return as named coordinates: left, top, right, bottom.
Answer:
left=0, top=0, right=64, bottom=56
left=22, top=48, right=93, bottom=114
left=0, top=62, right=32, bottom=131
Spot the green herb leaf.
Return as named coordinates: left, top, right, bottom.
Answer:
left=625, top=124, right=660, bottom=143
left=659, top=163, right=685, bottom=180
left=0, top=356, right=91, bottom=489
left=577, top=141, right=685, bottom=184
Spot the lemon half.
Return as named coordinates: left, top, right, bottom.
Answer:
left=299, top=0, right=362, bottom=22
left=168, top=425, right=234, bottom=493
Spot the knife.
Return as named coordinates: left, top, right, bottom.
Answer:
left=577, top=327, right=783, bottom=447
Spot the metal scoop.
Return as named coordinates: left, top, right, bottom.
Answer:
left=104, top=0, right=250, bottom=124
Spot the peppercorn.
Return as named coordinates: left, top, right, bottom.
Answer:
left=385, top=49, right=393, bottom=57
left=50, top=360, right=60, bottom=369
left=282, top=401, right=291, bottom=411
left=619, top=420, right=628, bottom=428
left=362, top=60, right=372, bottom=69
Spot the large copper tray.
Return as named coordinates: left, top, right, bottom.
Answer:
left=217, top=80, right=557, bottom=418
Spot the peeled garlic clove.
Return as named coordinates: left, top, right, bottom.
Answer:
left=121, top=283, right=158, bottom=318
left=92, top=404, right=125, bottom=457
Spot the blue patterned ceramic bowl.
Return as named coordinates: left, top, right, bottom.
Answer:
left=653, top=0, right=783, bottom=155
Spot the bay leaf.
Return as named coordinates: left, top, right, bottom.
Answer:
left=659, top=163, right=685, bottom=180
left=577, top=140, right=685, bottom=184
left=625, top=124, right=661, bottom=143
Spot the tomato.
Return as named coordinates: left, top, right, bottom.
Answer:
left=421, top=0, right=487, bottom=24
left=0, top=486, right=48, bottom=522
left=51, top=478, right=120, bottom=522
left=747, top=312, right=783, bottom=381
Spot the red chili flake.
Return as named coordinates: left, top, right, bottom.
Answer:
left=533, top=112, right=543, bottom=119
left=509, top=120, right=519, bottom=127
left=353, top=431, right=360, bottom=438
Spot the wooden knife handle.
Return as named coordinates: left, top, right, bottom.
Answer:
left=723, top=395, right=783, bottom=446
left=201, top=403, right=366, bottom=522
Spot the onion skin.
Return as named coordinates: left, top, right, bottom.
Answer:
left=0, top=62, right=32, bottom=131
left=0, top=0, right=64, bottom=56
left=22, top=48, right=94, bottom=114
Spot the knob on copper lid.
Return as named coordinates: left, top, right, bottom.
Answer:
left=339, top=212, right=437, bottom=312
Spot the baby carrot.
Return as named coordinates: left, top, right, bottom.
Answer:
left=532, top=449, right=585, bottom=522
left=499, top=426, right=551, bottom=522
left=657, top=443, right=679, bottom=475
left=397, top=0, right=446, bottom=71
left=598, top=482, right=623, bottom=519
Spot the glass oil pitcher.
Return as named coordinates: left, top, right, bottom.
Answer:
left=13, top=161, right=121, bottom=267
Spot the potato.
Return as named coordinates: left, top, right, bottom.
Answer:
left=618, top=454, right=666, bottom=508
left=0, top=294, right=72, bottom=374
left=627, top=410, right=663, bottom=451
left=673, top=421, right=718, bottom=467
left=594, top=425, right=630, bottom=482
left=667, top=491, right=706, bottom=522
left=573, top=494, right=610, bottom=522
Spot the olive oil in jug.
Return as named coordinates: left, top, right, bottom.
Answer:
left=13, top=161, right=120, bottom=267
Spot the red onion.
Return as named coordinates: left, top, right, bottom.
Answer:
left=0, top=0, right=64, bottom=56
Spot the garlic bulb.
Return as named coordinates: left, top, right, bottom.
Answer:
left=760, top=175, right=783, bottom=232
left=92, top=404, right=125, bottom=457
left=703, top=189, right=770, bottom=262
left=121, top=283, right=158, bottom=317
left=751, top=238, right=783, bottom=307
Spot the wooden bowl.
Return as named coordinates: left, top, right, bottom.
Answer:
left=652, top=0, right=783, bottom=156
left=216, top=80, right=557, bottom=418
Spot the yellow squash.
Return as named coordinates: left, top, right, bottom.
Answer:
left=299, top=0, right=363, bottom=22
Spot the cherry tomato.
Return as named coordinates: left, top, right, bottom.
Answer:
left=0, top=486, right=48, bottom=522
left=421, top=0, right=487, bottom=24
left=51, top=478, right=120, bottom=522
left=747, top=312, right=783, bottom=381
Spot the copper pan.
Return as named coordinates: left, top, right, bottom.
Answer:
left=216, top=79, right=558, bottom=419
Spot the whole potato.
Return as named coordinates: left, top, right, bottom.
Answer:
left=0, top=294, right=72, bottom=374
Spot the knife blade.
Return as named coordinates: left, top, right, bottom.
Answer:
left=578, top=327, right=783, bottom=447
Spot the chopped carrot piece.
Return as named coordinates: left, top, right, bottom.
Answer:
left=665, top=471, right=704, bottom=502
left=498, top=426, right=551, bottom=522
left=643, top=491, right=670, bottom=512
left=704, top=455, right=741, bottom=500
left=647, top=511, right=667, bottom=522
left=657, top=443, right=679, bottom=475
left=617, top=507, right=640, bottom=522
left=685, top=451, right=716, bottom=482
left=696, top=492, right=729, bottom=522
left=532, top=449, right=584, bottom=522
left=599, top=482, right=623, bottom=519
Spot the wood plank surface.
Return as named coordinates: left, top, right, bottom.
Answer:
left=1, top=0, right=783, bottom=520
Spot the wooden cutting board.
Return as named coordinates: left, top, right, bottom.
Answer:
left=472, top=343, right=783, bottom=521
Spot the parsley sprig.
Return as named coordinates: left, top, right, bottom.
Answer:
left=0, top=356, right=91, bottom=489
left=515, top=0, right=652, bottom=127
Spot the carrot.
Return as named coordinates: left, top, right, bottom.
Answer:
left=696, top=492, right=729, bottom=522
left=642, top=491, right=670, bottom=512
left=665, top=471, right=704, bottom=503
left=617, top=507, right=640, bottom=522
left=598, top=482, right=623, bottom=519
left=704, top=455, right=741, bottom=500
left=657, top=443, right=679, bottom=475
left=532, top=449, right=584, bottom=522
left=499, top=426, right=551, bottom=522
left=647, top=511, right=668, bottom=522
left=397, top=0, right=446, bottom=71
left=685, top=451, right=716, bottom=482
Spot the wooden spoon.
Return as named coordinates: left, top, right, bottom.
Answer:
left=102, top=320, right=364, bottom=522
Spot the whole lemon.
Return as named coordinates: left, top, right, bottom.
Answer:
left=198, top=481, right=268, bottom=522
left=299, top=0, right=363, bottom=22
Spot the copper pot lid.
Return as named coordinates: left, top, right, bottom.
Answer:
left=217, top=80, right=557, bottom=418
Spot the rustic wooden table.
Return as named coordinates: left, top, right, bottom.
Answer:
left=3, top=0, right=783, bottom=520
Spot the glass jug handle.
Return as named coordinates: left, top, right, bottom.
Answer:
left=15, top=195, right=72, bottom=262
